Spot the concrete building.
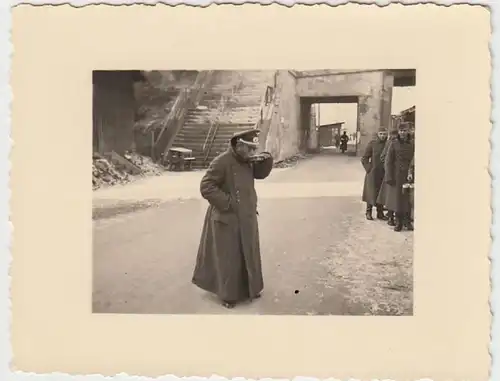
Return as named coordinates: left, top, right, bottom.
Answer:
left=92, top=70, right=146, bottom=155
left=262, top=69, right=415, bottom=160
left=128, top=69, right=415, bottom=166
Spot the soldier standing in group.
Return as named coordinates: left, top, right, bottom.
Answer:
left=383, top=123, right=415, bottom=232
left=408, top=156, right=415, bottom=182
left=407, top=156, right=415, bottom=222
left=361, top=127, right=388, bottom=220
left=377, top=129, right=399, bottom=226
left=192, top=129, right=274, bottom=309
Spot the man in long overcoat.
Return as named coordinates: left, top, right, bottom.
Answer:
left=377, top=128, right=399, bottom=226
left=192, top=129, right=274, bottom=309
left=339, top=131, right=349, bottom=153
left=383, top=123, right=415, bottom=232
left=361, top=127, right=388, bottom=220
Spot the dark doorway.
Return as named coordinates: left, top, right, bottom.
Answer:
left=318, top=122, right=345, bottom=148
left=318, top=125, right=334, bottom=147
left=300, top=96, right=359, bottom=155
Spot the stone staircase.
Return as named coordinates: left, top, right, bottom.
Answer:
left=170, top=70, right=275, bottom=169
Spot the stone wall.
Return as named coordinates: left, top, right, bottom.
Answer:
left=305, top=103, right=320, bottom=153
left=263, top=70, right=301, bottom=162
left=296, top=71, right=383, bottom=97
left=380, top=72, right=394, bottom=130
left=93, top=71, right=140, bottom=155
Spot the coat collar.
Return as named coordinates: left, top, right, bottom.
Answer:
left=228, top=146, right=249, bottom=164
left=397, top=136, right=412, bottom=144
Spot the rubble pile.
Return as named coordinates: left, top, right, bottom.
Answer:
left=93, top=152, right=165, bottom=190
left=92, top=156, right=132, bottom=190
left=124, top=152, right=164, bottom=176
left=273, top=153, right=310, bottom=169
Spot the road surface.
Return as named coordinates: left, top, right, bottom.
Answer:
left=93, top=150, right=413, bottom=315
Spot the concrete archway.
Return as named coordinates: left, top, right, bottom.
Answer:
left=253, top=69, right=415, bottom=162
left=294, top=70, right=411, bottom=155
left=300, top=95, right=359, bottom=154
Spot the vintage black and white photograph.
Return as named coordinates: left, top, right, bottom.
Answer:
left=92, top=69, right=416, bottom=316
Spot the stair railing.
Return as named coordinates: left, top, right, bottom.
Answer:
left=201, top=77, right=240, bottom=166
left=202, top=93, right=226, bottom=165
left=255, top=76, right=277, bottom=130
left=252, top=72, right=279, bottom=152
left=153, top=70, right=215, bottom=161
left=154, top=87, right=188, bottom=147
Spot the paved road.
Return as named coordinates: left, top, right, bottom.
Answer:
left=93, top=150, right=413, bottom=315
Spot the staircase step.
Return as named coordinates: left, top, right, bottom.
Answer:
left=168, top=71, right=275, bottom=164
left=185, top=115, right=260, bottom=121
left=185, top=119, right=259, bottom=125
left=176, top=136, right=245, bottom=145
left=189, top=106, right=261, bottom=111
left=175, top=137, right=240, bottom=145
left=208, top=88, right=265, bottom=95
left=186, top=110, right=260, bottom=117
left=183, top=122, right=254, bottom=128
left=200, top=96, right=263, bottom=102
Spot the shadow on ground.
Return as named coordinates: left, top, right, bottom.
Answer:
left=92, top=199, right=163, bottom=220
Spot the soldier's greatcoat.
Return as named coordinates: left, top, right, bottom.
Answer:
left=408, top=156, right=415, bottom=180
left=340, top=134, right=349, bottom=151
left=361, top=137, right=387, bottom=205
left=382, top=137, right=415, bottom=214
left=376, top=137, right=395, bottom=208
left=192, top=147, right=273, bottom=302
left=408, top=156, right=415, bottom=219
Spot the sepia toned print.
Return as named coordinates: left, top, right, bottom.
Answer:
left=92, top=69, right=416, bottom=315
left=10, top=4, right=491, bottom=378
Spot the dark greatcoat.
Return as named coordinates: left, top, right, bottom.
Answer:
left=382, top=137, right=414, bottom=214
left=361, top=137, right=387, bottom=206
left=340, top=134, right=349, bottom=150
left=408, top=156, right=415, bottom=219
left=376, top=137, right=395, bottom=208
left=408, top=156, right=415, bottom=180
left=192, top=147, right=273, bottom=303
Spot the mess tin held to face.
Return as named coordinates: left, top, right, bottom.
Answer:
left=230, top=128, right=270, bottom=162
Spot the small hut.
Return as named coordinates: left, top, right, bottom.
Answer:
left=391, top=105, right=416, bottom=130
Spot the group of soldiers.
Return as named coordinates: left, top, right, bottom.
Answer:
left=361, top=122, right=415, bottom=232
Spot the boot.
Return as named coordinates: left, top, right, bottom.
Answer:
left=394, top=213, right=404, bottom=232
left=365, top=205, right=374, bottom=221
left=404, top=213, right=414, bottom=231
left=387, top=211, right=396, bottom=226
left=376, top=205, right=388, bottom=220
